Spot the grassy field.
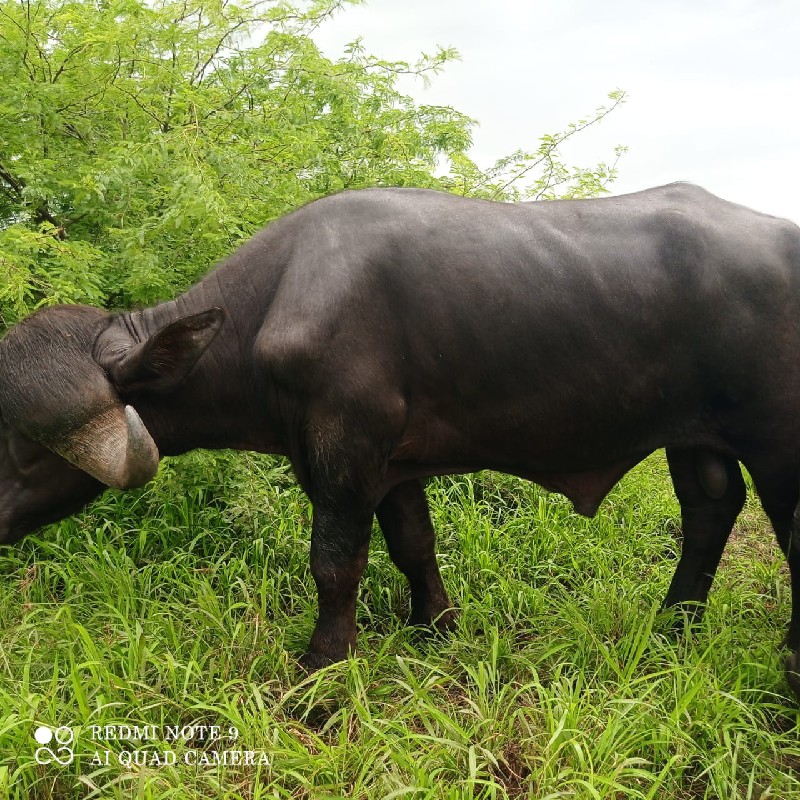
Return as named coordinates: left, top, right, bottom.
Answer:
left=1, top=450, right=799, bottom=799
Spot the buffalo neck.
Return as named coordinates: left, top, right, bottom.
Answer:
left=113, top=275, right=280, bottom=458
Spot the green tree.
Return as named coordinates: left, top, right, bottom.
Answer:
left=0, top=0, right=624, bottom=325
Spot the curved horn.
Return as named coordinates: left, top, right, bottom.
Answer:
left=51, top=405, right=159, bottom=489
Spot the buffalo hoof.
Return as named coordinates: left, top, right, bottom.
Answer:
left=661, top=602, right=706, bottom=635
left=298, top=649, right=340, bottom=674
left=409, top=607, right=458, bottom=635
left=432, top=607, right=458, bottom=634
left=785, top=651, right=800, bottom=702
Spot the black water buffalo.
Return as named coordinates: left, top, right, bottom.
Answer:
left=1, top=183, right=800, bottom=695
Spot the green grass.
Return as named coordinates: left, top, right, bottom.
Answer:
left=1, top=451, right=799, bottom=799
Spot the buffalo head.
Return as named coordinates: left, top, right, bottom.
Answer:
left=0, top=417, right=104, bottom=544
left=0, top=304, right=224, bottom=543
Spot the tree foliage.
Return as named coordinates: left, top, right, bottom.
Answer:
left=0, top=0, right=624, bottom=325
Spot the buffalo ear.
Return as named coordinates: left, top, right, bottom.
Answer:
left=98, top=308, right=225, bottom=393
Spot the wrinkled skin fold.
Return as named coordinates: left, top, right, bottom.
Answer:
left=1, top=183, right=800, bottom=699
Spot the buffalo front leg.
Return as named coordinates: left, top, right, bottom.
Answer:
left=301, top=500, right=374, bottom=670
left=376, top=479, right=456, bottom=632
left=663, top=448, right=745, bottom=619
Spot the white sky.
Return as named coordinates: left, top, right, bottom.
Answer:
left=313, top=0, right=800, bottom=223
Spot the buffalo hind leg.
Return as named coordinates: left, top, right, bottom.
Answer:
left=663, top=447, right=746, bottom=620
left=747, top=468, right=800, bottom=699
left=376, top=479, right=456, bottom=632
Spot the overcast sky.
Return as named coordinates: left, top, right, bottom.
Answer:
left=313, top=0, right=800, bottom=223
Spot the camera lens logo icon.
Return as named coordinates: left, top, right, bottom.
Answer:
left=34, top=726, right=74, bottom=766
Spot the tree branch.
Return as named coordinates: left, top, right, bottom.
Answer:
left=32, top=202, right=66, bottom=239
